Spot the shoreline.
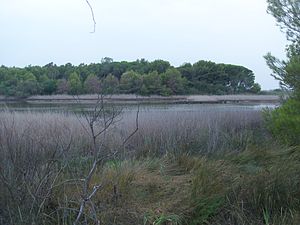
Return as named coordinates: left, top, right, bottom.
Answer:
left=0, top=94, right=280, bottom=104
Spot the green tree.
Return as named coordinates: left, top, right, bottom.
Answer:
left=178, top=63, right=193, bottom=81
left=264, top=0, right=300, bottom=145
left=221, top=64, right=258, bottom=94
left=149, top=60, right=171, bottom=74
left=0, top=69, right=19, bottom=96
left=15, top=72, right=40, bottom=97
left=142, top=71, right=163, bottom=95
left=161, top=68, right=187, bottom=95
left=102, top=74, right=119, bottom=94
left=99, top=57, right=114, bottom=78
left=267, top=0, right=300, bottom=41
left=44, top=62, right=60, bottom=80
left=119, top=71, right=143, bottom=94
left=39, top=74, right=57, bottom=95
left=111, top=62, right=128, bottom=79
left=0, top=59, right=261, bottom=96
left=42, top=79, right=57, bottom=95
left=265, top=98, right=300, bottom=145
left=265, top=0, right=300, bottom=95
left=192, top=61, right=226, bottom=94
left=250, top=83, right=261, bottom=93
left=68, top=72, right=82, bottom=95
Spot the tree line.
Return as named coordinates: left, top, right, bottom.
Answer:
left=0, top=58, right=261, bottom=97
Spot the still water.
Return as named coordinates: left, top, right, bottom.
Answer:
left=0, top=101, right=277, bottom=114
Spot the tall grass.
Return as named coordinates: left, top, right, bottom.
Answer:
left=122, top=108, right=265, bottom=157
left=1, top=106, right=294, bottom=224
left=0, top=107, right=265, bottom=158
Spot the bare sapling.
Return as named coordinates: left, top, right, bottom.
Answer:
left=72, top=94, right=139, bottom=225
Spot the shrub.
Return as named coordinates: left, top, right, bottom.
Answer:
left=264, top=98, right=300, bottom=145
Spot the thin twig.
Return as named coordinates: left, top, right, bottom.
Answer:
left=123, top=100, right=140, bottom=145
left=85, top=0, right=96, bottom=33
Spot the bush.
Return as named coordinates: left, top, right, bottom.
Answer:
left=264, top=98, right=300, bottom=145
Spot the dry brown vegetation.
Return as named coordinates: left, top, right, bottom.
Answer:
left=0, top=106, right=299, bottom=225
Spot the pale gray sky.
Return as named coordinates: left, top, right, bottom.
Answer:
left=0, top=0, right=287, bottom=89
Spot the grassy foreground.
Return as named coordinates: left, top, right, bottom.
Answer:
left=0, top=109, right=299, bottom=224
left=48, top=146, right=299, bottom=225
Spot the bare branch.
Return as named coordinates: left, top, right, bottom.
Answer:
left=85, top=0, right=96, bottom=33
left=123, top=101, right=140, bottom=145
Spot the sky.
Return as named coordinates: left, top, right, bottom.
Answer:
left=0, top=0, right=288, bottom=89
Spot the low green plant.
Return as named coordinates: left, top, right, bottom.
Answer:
left=190, top=197, right=224, bottom=225
left=263, top=208, right=271, bottom=225
left=143, top=211, right=183, bottom=225
left=189, top=159, right=233, bottom=224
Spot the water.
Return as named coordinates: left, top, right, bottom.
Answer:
left=0, top=101, right=277, bottom=114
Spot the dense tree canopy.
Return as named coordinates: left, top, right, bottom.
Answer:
left=0, top=59, right=260, bottom=97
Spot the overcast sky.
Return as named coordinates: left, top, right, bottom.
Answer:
left=0, top=0, right=288, bottom=89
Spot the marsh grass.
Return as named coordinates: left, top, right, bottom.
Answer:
left=121, top=108, right=265, bottom=157
left=197, top=146, right=300, bottom=225
left=0, top=107, right=265, bottom=159
left=0, top=108, right=299, bottom=224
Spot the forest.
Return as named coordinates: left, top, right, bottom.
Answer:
left=0, top=59, right=261, bottom=97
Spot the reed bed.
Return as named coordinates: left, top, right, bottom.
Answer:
left=120, top=106, right=265, bottom=157
left=1, top=106, right=296, bottom=225
left=0, top=107, right=265, bottom=158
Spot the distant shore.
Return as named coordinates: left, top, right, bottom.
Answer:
left=0, top=94, right=281, bottom=104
